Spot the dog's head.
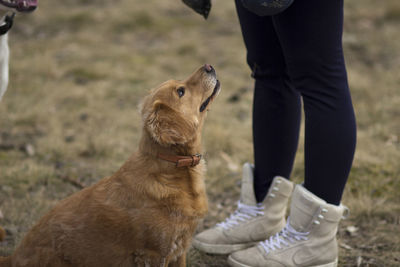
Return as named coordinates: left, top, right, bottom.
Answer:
left=0, top=0, right=37, bottom=12
left=142, top=64, right=221, bottom=146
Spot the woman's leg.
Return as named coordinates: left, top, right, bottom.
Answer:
left=235, top=0, right=302, bottom=203
left=227, top=1, right=356, bottom=265
left=272, top=0, right=357, bottom=205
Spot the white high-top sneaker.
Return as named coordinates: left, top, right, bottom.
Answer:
left=228, top=184, right=348, bottom=267
left=192, top=163, right=294, bottom=254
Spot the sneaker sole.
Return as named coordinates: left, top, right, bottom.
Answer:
left=228, top=256, right=338, bottom=267
left=309, top=259, right=338, bottom=267
left=192, top=239, right=257, bottom=255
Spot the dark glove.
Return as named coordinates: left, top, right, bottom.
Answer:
left=241, top=0, right=294, bottom=16
left=182, top=0, right=212, bottom=19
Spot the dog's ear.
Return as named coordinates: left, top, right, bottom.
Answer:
left=145, top=100, right=198, bottom=146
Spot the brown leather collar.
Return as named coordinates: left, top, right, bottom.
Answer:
left=158, top=153, right=202, bottom=167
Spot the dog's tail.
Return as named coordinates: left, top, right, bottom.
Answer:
left=0, top=256, right=11, bottom=267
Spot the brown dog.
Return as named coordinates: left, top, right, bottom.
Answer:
left=0, top=64, right=221, bottom=267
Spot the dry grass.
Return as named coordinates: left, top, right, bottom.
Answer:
left=0, top=0, right=399, bottom=266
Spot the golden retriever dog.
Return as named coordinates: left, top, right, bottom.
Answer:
left=0, top=64, right=221, bottom=267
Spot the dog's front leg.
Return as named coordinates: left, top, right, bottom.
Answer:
left=168, top=253, right=186, bottom=267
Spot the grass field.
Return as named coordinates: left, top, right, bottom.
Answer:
left=0, top=0, right=399, bottom=266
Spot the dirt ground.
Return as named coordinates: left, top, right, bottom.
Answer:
left=0, top=0, right=399, bottom=266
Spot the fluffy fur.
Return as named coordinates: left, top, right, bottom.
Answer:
left=0, top=65, right=220, bottom=267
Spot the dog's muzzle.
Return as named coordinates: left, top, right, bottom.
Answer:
left=200, top=79, right=220, bottom=113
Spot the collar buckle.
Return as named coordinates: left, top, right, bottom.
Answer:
left=158, top=153, right=202, bottom=168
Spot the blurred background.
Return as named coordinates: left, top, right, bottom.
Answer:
left=0, top=0, right=399, bottom=266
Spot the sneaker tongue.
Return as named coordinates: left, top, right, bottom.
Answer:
left=240, top=163, right=258, bottom=206
left=289, top=185, right=326, bottom=232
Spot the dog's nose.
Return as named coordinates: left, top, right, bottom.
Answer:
left=204, top=64, right=214, bottom=73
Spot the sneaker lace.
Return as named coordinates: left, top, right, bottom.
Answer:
left=217, top=201, right=264, bottom=230
left=260, top=217, right=309, bottom=254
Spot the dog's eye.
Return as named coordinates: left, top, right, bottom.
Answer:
left=177, top=87, right=185, bottom=98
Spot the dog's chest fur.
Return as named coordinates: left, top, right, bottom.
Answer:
left=140, top=164, right=206, bottom=250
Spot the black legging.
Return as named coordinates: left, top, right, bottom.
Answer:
left=234, top=0, right=357, bottom=205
